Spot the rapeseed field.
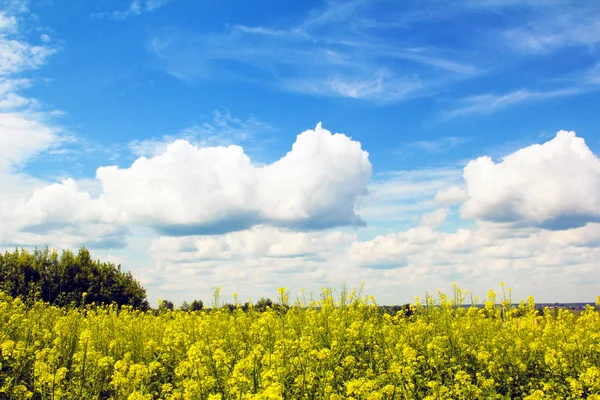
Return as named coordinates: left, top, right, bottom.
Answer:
left=1, top=286, right=599, bottom=399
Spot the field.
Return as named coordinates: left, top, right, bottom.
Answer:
left=1, top=286, right=599, bottom=400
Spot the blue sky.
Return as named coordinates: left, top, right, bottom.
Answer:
left=1, top=0, right=600, bottom=305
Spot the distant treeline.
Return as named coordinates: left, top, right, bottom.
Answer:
left=0, top=247, right=149, bottom=310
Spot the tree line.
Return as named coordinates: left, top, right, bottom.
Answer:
left=0, top=247, right=149, bottom=310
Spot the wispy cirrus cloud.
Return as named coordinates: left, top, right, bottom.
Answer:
left=446, top=88, right=579, bottom=117
left=147, top=0, right=479, bottom=102
left=93, top=0, right=174, bottom=20
left=129, top=110, right=274, bottom=157
left=357, top=167, right=463, bottom=225
left=401, top=136, right=470, bottom=155
left=145, top=0, right=600, bottom=109
left=446, top=64, right=600, bottom=117
left=502, top=5, right=600, bottom=54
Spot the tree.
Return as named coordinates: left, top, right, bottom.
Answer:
left=254, top=297, right=273, bottom=312
left=189, top=300, right=204, bottom=311
left=180, top=301, right=190, bottom=312
left=159, top=299, right=174, bottom=312
left=0, top=247, right=149, bottom=310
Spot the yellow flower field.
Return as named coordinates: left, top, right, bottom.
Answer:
left=0, top=286, right=599, bottom=399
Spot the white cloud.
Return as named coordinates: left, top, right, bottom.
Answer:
left=0, top=10, right=55, bottom=113
left=0, top=176, right=125, bottom=251
left=129, top=110, right=272, bottom=157
left=151, top=226, right=355, bottom=262
left=0, top=78, right=34, bottom=109
left=420, top=208, right=449, bottom=226
left=447, top=87, right=588, bottom=117
left=1, top=121, right=370, bottom=248
left=402, top=136, right=469, bottom=155
left=12, top=178, right=117, bottom=229
left=0, top=12, right=17, bottom=32
left=94, top=123, right=371, bottom=234
left=0, top=112, right=60, bottom=170
left=0, top=32, right=55, bottom=76
left=503, top=7, right=600, bottom=54
left=96, top=0, right=174, bottom=20
left=282, top=72, right=423, bottom=102
left=0, top=173, right=127, bottom=251
left=345, top=219, right=600, bottom=302
left=358, top=168, right=463, bottom=223
left=322, top=72, right=422, bottom=102
left=461, top=130, right=600, bottom=229
left=125, top=203, right=600, bottom=305
left=142, top=226, right=358, bottom=301
left=435, top=186, right=467, bottom=206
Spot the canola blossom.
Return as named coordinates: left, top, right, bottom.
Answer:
left=0, top=287, right=599, bottom=399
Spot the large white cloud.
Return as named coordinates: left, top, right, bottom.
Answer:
left=460, top=130, right=600, bottom=229
left=143, top=215, right=600, bottom=305
left=420, top=208, right=449, bottom=226
left=435, top=185, right=467, bottom=206
left=151, top=225, right=355, bottom=263
left=1, top=122, right=370, bottom=248
left=343, top=220, right=600, bottom=302
left=97, top=123, right=371, bottom=234
left=0, top=177, right=128, bottom=249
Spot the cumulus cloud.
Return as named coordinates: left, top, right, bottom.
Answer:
left=151, top=225, right=355, bottom=263
left=0, top=177, right=127, bottom=250
left=460, top=130, right=600, bottom=229
left=143, top=225, right=359, bottom=301
left=344, top=219, right=600, bottom=302
left=30, top=123, right=370, bottom=236
left=420, top=208, right=449, bottom=226
left=12, top=179, right=118, bottom=230
left=1, top=122, right=369, bottom=248
left=0, top=182, right=126, bottom=250
left=140, top=205, right=600, bottom=304
left=435, top=186, right=467, bottom=206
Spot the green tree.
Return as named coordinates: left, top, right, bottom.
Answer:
left=0, top=247, right=149, bottom=310
left=159, top=299, right=174, bottom=311
left=189, top=299, right=204, bottom=311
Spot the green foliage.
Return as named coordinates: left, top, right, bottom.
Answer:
left=0, top=247, right=149, bottom=310
left=159, top=300, right=174, bottom=312
left=254, top=297, right=273, bottom=312
left=189, top=300, right=204, bottom=312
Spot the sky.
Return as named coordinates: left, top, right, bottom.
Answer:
left=1, top=0, right=600, bottom=306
